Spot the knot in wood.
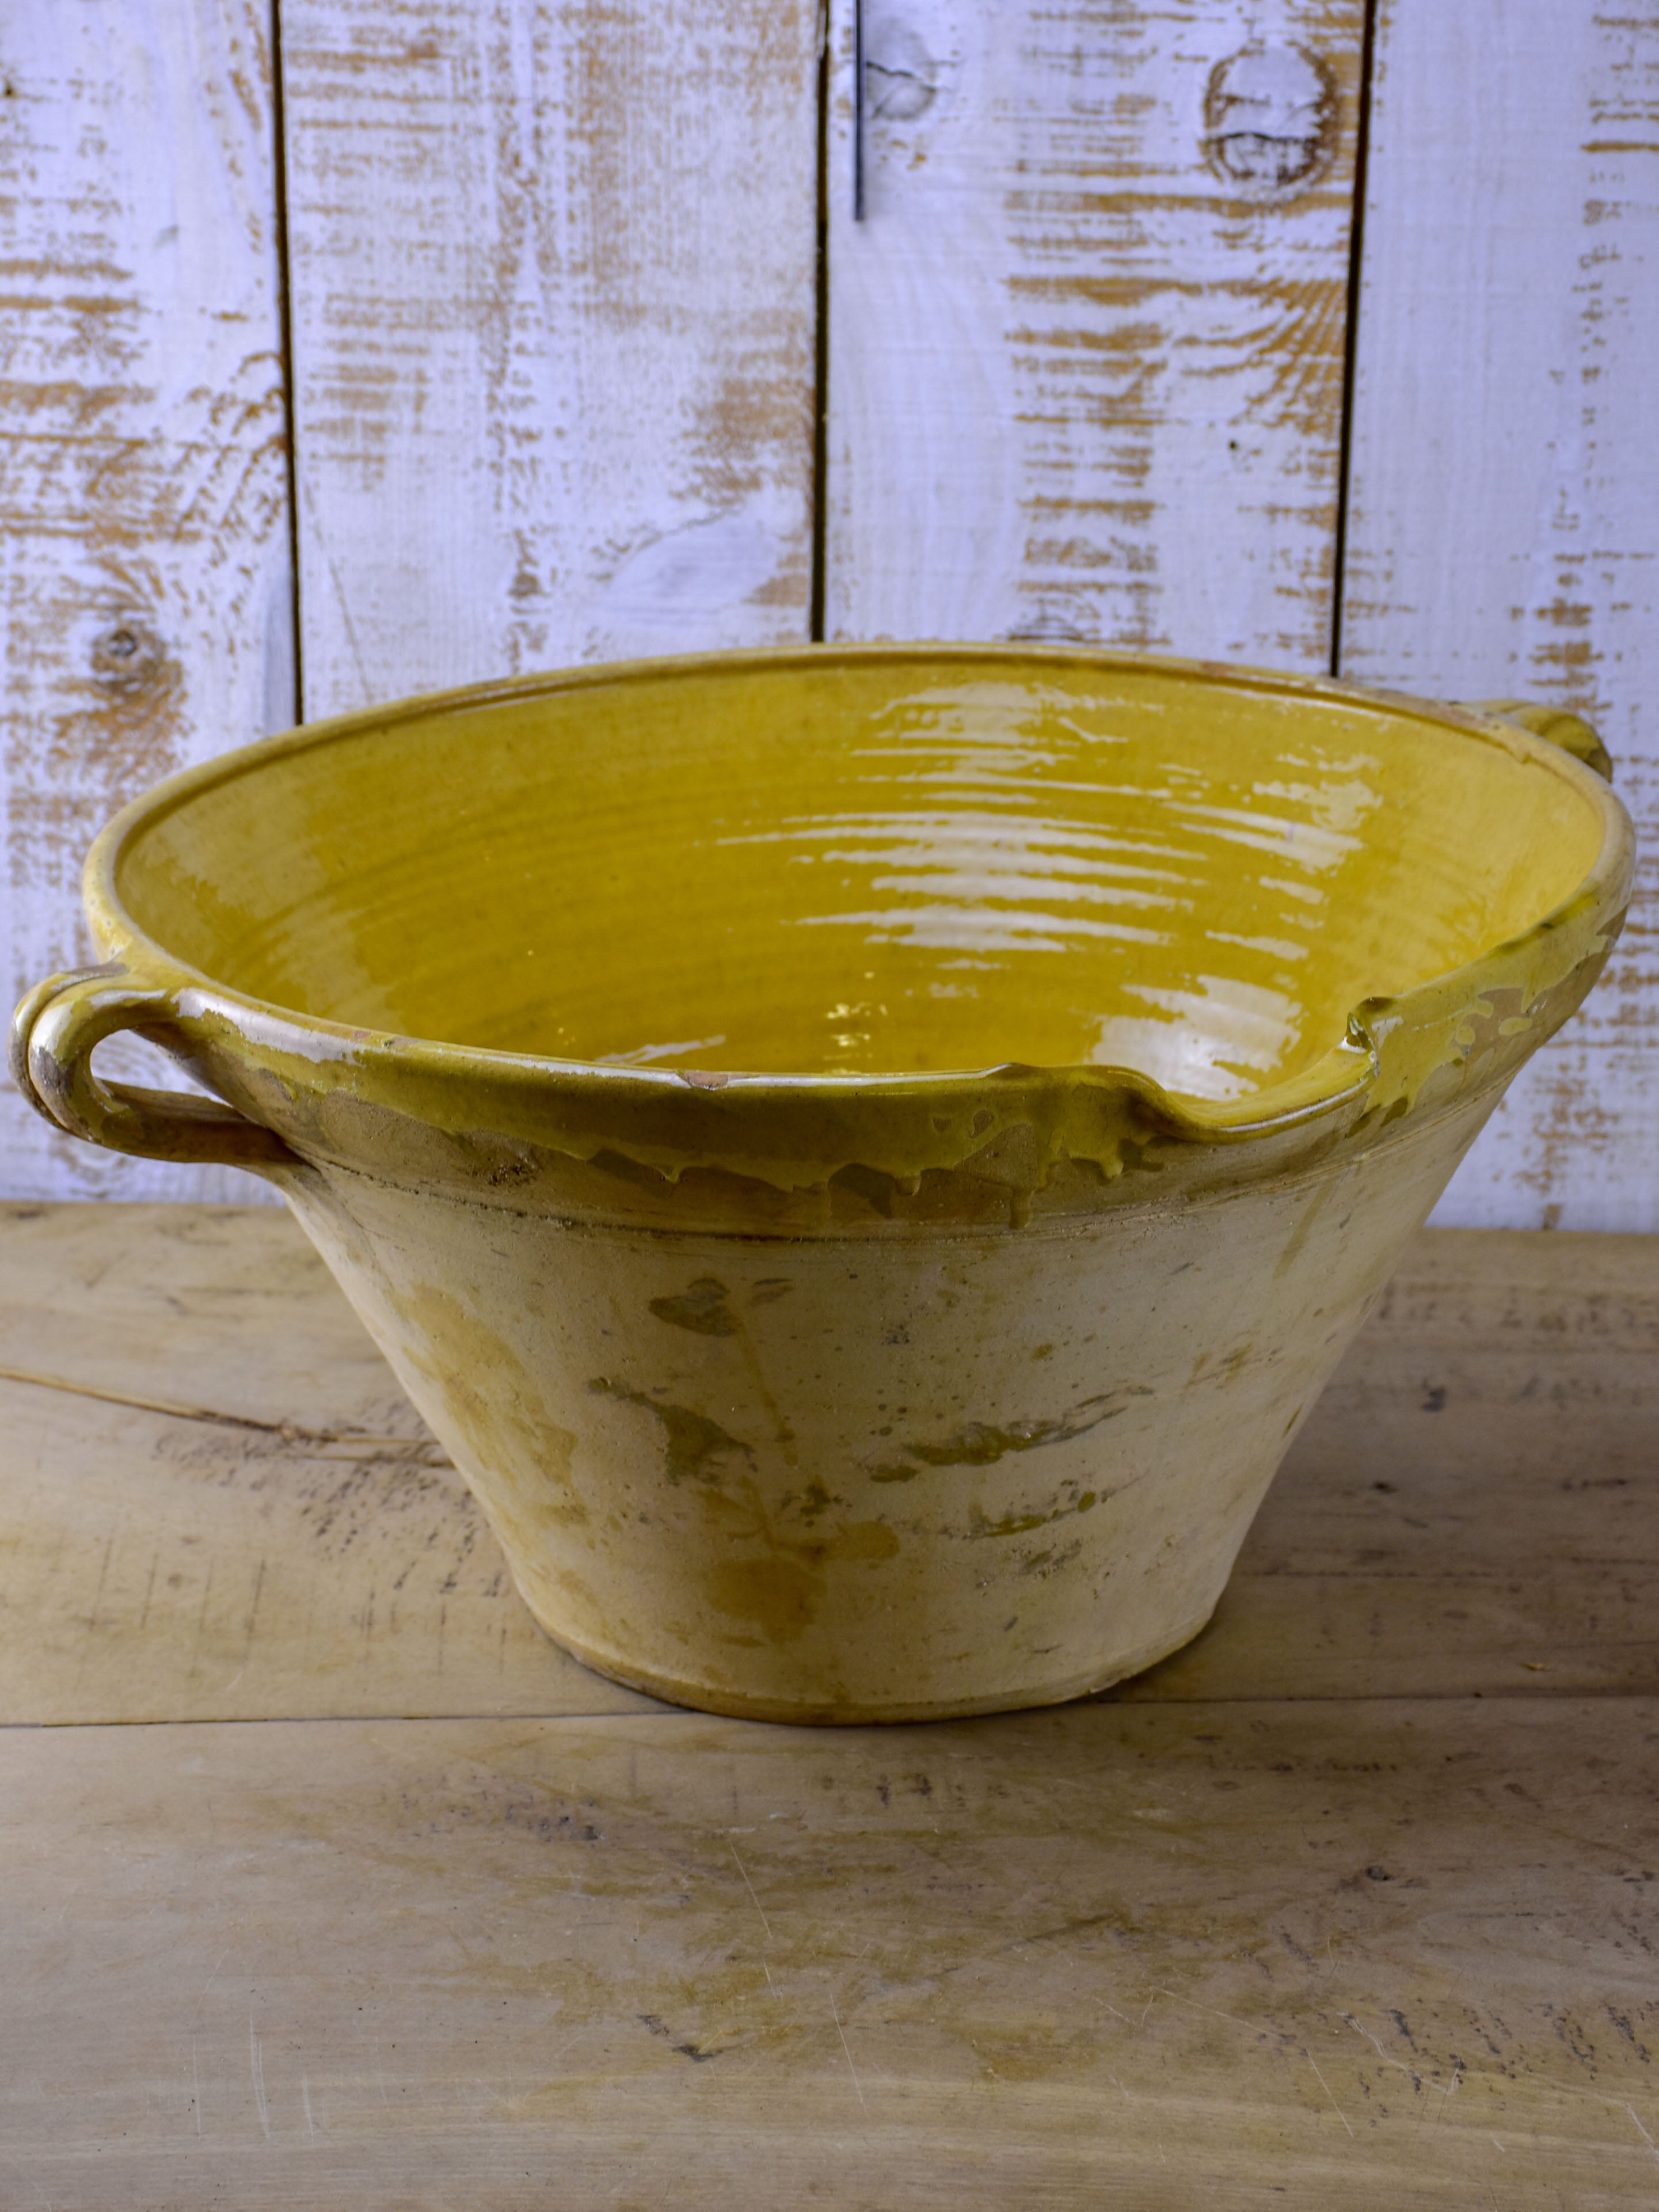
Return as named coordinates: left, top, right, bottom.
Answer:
left=1203, top=43, right=1338, bottom=193
left=90, top=619, right=169, bottom=698
left=1007, top=601, right=1090, bottom=647
left=864, top=18, right=939, bottom=123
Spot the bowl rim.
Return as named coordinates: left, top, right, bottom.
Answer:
left=81, top=640, right=1635, bottom=1147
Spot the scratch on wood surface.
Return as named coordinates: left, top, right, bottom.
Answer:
left=1340, top=2011, right=1463, bottom=2099
left=730, top=1841, right=774, bottom=1945
left=828, top=1986, right=869, bottom=2115
left=1305, top=2050, right=1357, bottom=2138
left=0, top=1355, right=443, bottom=1453
left=249, top=2014, right=271, bottom=2139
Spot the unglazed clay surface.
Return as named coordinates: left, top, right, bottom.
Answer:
left=10, top=647, right=1635, bottom=1719
left=284, top=1092, right=1492, bottom=1721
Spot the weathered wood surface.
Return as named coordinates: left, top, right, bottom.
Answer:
left=280, top=0, right=820, bottom=719
left=0, top=1, right=294, bottom=1204
left=2, top=1204, right=1656, bottom=2202
left=1342, top=0, right=1659, bottom=1234
left=0, top=1202, right=651, bottom=1720
left=2, top=1701, right=1656, bottom=2206
left=2, top=1203, right=1656, bottom=1722
left=824, top=0, right=1366, bottom=662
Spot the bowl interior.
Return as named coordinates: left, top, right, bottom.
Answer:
left=113, top=655, right=1605, bottom=1101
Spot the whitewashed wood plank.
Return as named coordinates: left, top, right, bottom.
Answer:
left=825, top=0, right=1366, bottom=661
left=1341, top=0, right=1659, bottom=1232
left=0, top=1, right=295, bottom=1202
left=281, top=0, right=820, bottom=718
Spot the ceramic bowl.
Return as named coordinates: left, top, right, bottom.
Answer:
left=12, top=648, right=1633, bottom=1720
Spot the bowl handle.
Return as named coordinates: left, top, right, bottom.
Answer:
left=1470, top=698, right=1614, bottom=781
left=10, top=963, right=299, bottom=1170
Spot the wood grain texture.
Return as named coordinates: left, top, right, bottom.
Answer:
left=824, top=0, right=1366, bottom=660
left=280, top=0, right=820, bottom=717
left=0, top=1, right=295, bottom=1203
left=0, top=1203, right=651, bottom=1721
left=1341, top=1, right=1659, bottom=1232
left=2, top=1203, right=1654, bottom=1721
left=2, top=1700, right=1656, bottom=2206
left=3, top=1204, right=1654, bottom=2199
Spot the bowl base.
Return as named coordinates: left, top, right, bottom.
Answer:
left=517, top=1599, right=1220, bottom=1725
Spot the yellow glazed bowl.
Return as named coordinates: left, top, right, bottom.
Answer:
left=12, top=648, right=1634, bottom=1721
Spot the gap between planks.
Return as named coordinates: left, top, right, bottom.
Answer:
left=7, top=1689, right=1650, bottom=1736
left=0, top=1360, right=436, bottom=1453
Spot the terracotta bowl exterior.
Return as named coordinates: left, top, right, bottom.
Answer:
left=12, top=648, right=1634, bottom=1720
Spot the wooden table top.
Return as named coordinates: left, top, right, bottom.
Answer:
left=1, top=1203, right=1654, bottom=2207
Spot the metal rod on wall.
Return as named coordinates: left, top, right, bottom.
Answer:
left=853, top=0, right=866, bottom=219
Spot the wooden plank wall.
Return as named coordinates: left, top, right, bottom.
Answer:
left=0, top=1, right=294, bottom=1203
left=1341, top=0, right=1659, bottom=1232
left=2, top=1, right=1654, bottom=1226
left=0, top=0, right=819, bottom=1200
left=824, top=0, right=1365, bottom=665
left=281, top=0, right=819, bottom=719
